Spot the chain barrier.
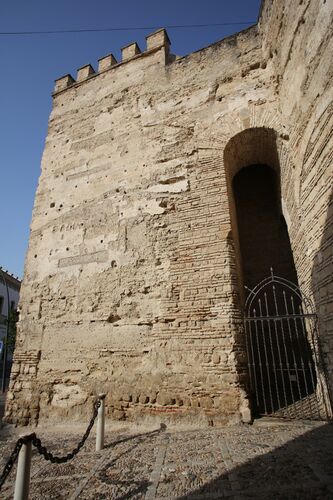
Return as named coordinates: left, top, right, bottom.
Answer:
left=0, top=434, right=34, bottom=489
left=0, top=398, right=102, bottom=491
left=32, top=399, right=101, bottom=463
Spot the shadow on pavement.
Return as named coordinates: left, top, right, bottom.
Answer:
left=104, top=422, right=166, bottom=450
left=95, top=423, right=167, bottom=498
left=179, top=422, right=333, bottom=499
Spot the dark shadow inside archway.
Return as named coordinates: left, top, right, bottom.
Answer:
left=232, top=164, right=297, bottom=289
left=223, top=127, right=282, bottom=304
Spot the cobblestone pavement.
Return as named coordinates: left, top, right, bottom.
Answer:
left=1, top=419, right=333, bottom=499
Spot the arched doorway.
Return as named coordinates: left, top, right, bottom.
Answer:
left=224, top=128, right=328, bottom=419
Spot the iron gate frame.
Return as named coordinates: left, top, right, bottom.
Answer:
left=244, top=269, right=331, bottom=420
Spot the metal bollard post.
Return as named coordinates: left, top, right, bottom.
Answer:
left=96, top=393, right=106, bottom=452
left=14, top=437, right=32, bottom=500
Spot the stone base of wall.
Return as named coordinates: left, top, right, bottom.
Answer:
left=106, top=387, right=249, bottom=427
left=4, top=350, right=41, bottom=426
left=5, top=371, right=251, bottom=427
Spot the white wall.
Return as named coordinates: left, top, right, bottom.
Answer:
left=0, top=280, right=20, bottom=341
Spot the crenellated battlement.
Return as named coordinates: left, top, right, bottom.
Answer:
left=121, top=41, right=141, bottom=61
left=77, top=63, right=95, bottom=82
left=53, top=28, right=170, bottom=95
left=98, top=53, right=118, bottom=72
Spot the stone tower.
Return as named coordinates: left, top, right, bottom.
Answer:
left=5, top=0, right=333, bottom=426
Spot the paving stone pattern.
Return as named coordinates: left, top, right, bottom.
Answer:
left=1, top=419, right=333, bottom=499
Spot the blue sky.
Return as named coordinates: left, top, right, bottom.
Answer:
left=0, top=0, right=261, bottom=278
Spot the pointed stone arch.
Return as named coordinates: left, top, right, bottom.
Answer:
left=212, top=105, right=297, bottom=223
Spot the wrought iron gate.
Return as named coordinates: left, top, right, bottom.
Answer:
left=244, top=270, right=330, bottom=420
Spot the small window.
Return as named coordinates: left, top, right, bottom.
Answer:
left=0, top=296, right=3, bottom=314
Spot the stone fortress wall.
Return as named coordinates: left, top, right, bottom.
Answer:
left=5, top=0, right=333, bottom=426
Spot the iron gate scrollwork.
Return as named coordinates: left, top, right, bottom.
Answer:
left=244, top=270, right=331, bottom=420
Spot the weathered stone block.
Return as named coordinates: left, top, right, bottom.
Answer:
left=139, top=395, right=149, bottom=404
left=191, top=399, right=200, bottom=408
left=146, top=28, right=170, bottom=52
left=200, top=396, right=213, bottom=409
left=212, top=352, right=220, bottom=364
left=121, top=42, right=141, bottom=61
left=157, top=392, right=174, bottom=406
left=98, top=53, right=117, bottom=72
left=54, top=74, right=74, bottom=93
left=76, top=64, right=95, bottom=82
left=113, top=409, right=125, bottom=420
